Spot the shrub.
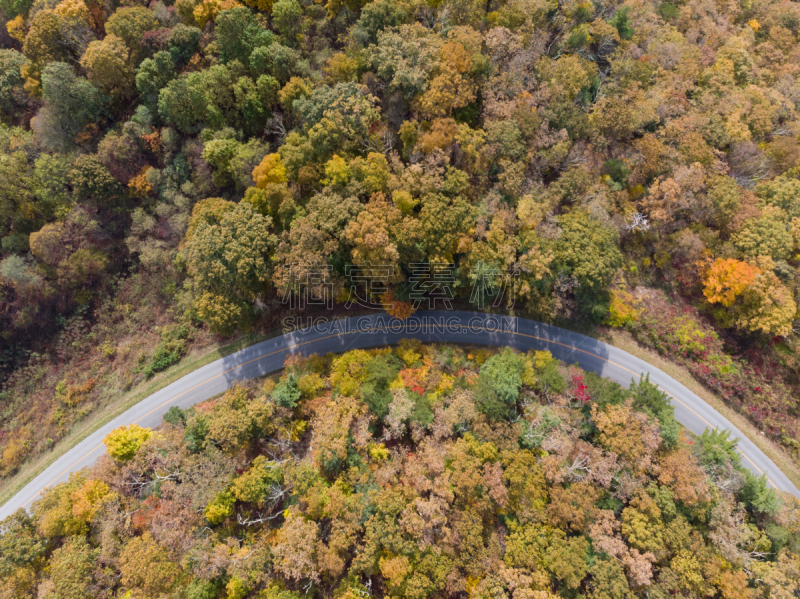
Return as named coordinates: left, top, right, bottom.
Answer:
left=163, top=406, right=186, bottom=427
left=628, top=290, right=800, bottom=455
left=142, top=325, right=190, bottom=377
left=606, top=289, right=641, bottom=328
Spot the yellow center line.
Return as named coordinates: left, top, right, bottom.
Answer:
left=22, top=321, right=775, bottom=507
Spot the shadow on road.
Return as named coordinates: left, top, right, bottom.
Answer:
left=218, top=311, right=613, bottom=388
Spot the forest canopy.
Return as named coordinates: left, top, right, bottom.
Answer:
left=3, top=0, right=800, bottom=506
left=2, top=0, right=800, bottom=340
left=2, top=342, right=799, bottom=599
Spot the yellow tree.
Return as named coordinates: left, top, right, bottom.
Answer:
left=104, top=424, right=153, bottom=461
left=737, top=270, right=797, bottom=336
left=80, top=35, right=134, bottom=99
left=344, top=197, right=403, bottom=283
left=702, top=258, right=761, bottom=307
left=413, top=42, right=477, bottom=119
left=253, top=152, right=288, bottom=187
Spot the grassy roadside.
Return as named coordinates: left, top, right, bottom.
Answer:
left=605, top=328, right=800, bottom=491
left=0, top=327, right=282, bottom=508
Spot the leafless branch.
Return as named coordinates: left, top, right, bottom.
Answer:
left=566, top=453, right=591, bottom=479
left=361, top=130, right=396, bottom=155
left=266, top=114, right=287, bottom=144
left=625, top=212, right=651, bottom=233
left=122, top=467, right=180, bottom=492
left=237, top=510, right=285, bottom=526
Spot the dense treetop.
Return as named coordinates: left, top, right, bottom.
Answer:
left=2, top=0, right=800, bottom=336
left=2, top=0, right=800, bottom=484
left=2, top=343, right=798, bottom=599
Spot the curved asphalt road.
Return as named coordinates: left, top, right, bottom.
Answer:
left=2, top=310, right=798, bottom=520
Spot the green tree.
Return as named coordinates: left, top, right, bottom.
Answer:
left=0, top=510, right=47, bottom=578
left=395, top=192, right=475, bottom=264
left=359, top=354, right=403, bottom=418
left=184, top=202, right=277, bottom=333
left=545, top=533, right=590, bottom=590
left=45, top=536, right=98, bottom=599
left=697, top=428, right=741, bottom=468
left=352, top=0, right=409, bottom=45
left=756, top=171, right=800, bottom=218
left=231, top=455, right=284, bottom=505
left=168, top=23, right=202, bottom=64
left=273, top=373, right=302, bottom=408
left=554, top=210, right=623, bottom=292
left=272, top=0, right=302, bottom=43
left=609, top=7, right=635, bottom=40
left=293, top=82, right=381, bottom=157
left=32, top=153, right=73, bottom=217
left=204, top=137, right=269, bottom=189
left=736, top=269, right=797, bottom=336
left=214, top=7, right=274, bottom=64
left=0, top=126, right=36, bottom=239
left=629, top=374, right=679, bottom=447
left=68, top=154, right=123, bottom=207
left=136, top=51, right=177, bottom=107
left=738, top=471, right=782, bottom=516
left=185, top=200, right=276, bottom=298
left=34, top=62, right=106, bottom=151
left=119, top=533, right=179, bottom=596
left=733, top=206, right=793, bottom=260
left=251, top=42, right=304, bottom=82
left=708, top=176, right=741, bottom=228
left=0, top=50, right=27, bottom=119
left=476, top=348, right=527, bottom=420
left=233, top=76, right=274, bottom=135
left=204, top=385, right=275, bottom=450
left=0, top=0, right=33, bottom=18
left=157, top=72, right=208, bottom=133
left=535, top=54, right=598, bottom=137
left=589, top=556, right=632, bottom=599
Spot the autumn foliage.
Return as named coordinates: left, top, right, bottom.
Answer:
left=702, top=259, right=761, bottom=308
left=3, top=0, right=800, bottom=502
left=3, top=343, right=798, bottom=599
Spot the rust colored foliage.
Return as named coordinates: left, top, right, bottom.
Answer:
left=7, top=344, right=797, bottom=599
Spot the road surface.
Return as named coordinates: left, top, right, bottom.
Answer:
left=1, top=310, right=797, bottom=520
